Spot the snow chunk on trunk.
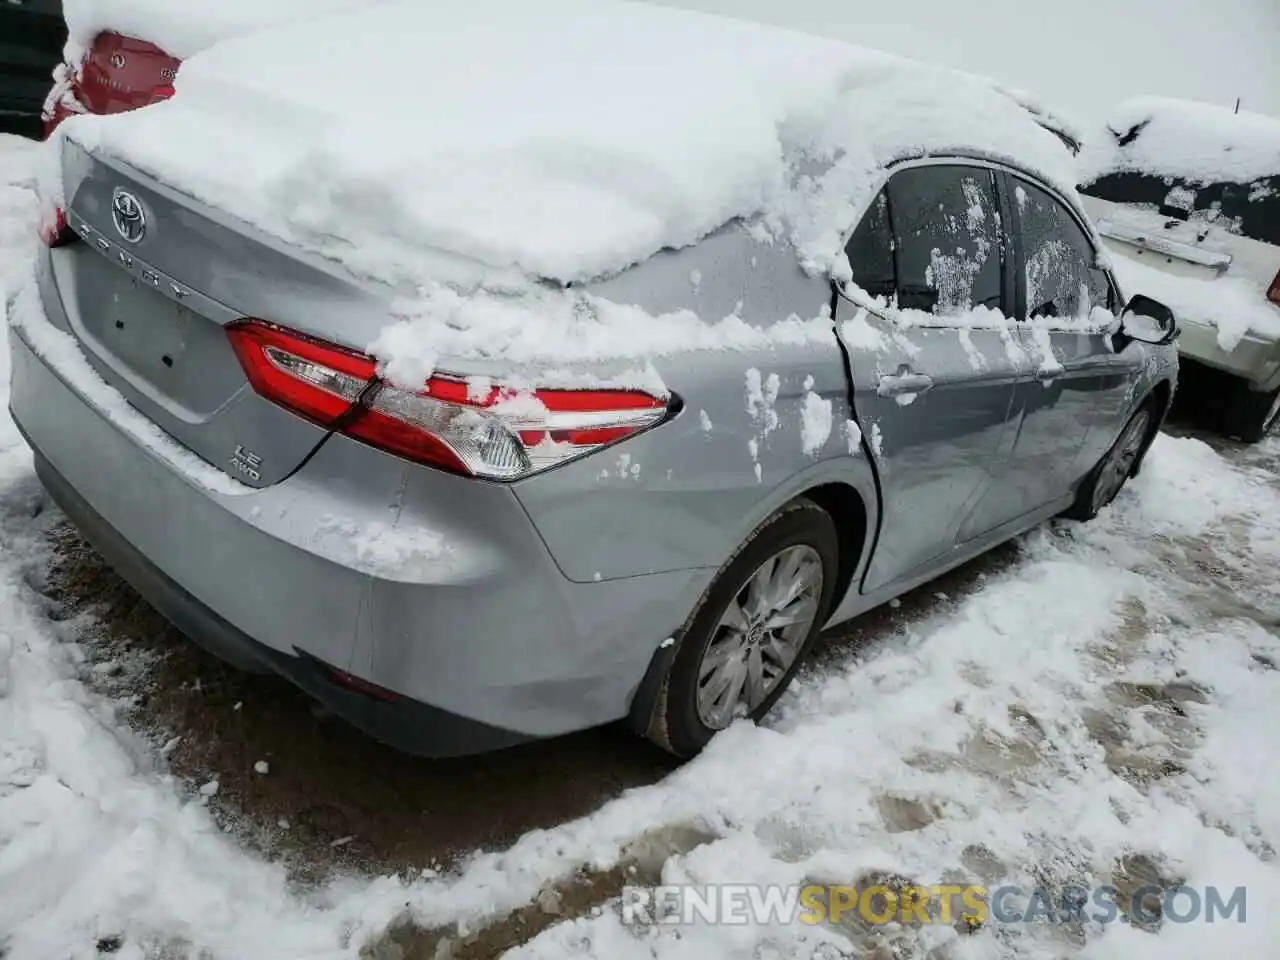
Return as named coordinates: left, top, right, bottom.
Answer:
left=369, top=283, right=833, bottom=391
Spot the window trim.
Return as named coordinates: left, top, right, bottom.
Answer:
left=836, top=153, right=1115, bottom=328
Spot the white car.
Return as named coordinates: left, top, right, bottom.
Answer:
left=1078, top=97, right=1280, bottom=441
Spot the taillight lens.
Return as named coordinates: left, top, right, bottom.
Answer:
left=1268, top=269, right=1280, bottom=307
left=227, top=320, right=375, bottom=425
left=40, top=207, right=78, bottom=248
left=226, top=319, right=669, bottom=480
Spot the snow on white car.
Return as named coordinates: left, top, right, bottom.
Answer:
left=1078, top=97, right=1280, bottom=441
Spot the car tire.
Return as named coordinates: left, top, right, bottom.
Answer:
left=641, top=498, right=839, bottom=759
left=1062, top=399, right=1157, bottom=521
left=1220, top=378, right=1280, bottom=444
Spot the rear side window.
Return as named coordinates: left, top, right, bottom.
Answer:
left=886, top=165, right=1004, bottom=315
left=845, top=189, right=896, bottom=298
left=1014, top=179, right=1114, bottom=320
left=1081, top=172, right=1280, bottom=246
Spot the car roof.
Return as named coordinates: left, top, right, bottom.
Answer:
left=70, top=0, right=1083, bottom=285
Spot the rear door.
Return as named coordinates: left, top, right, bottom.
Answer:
left=835, top=162, right=1025, bottom=594
left=1001, top=173, right=1134, bottom=511
left=0, top=0, right=64, bottom=135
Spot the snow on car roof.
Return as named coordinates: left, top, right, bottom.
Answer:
left=57, top=0, right=1080, bottom=289
left=61, top=0, right=386, bottom=60
left=1078, top=96, right=1280, bottom=187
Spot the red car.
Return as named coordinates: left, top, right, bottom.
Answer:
left=42, top=30, right=178, bottom=135
left=41, top=2, right=381, bottom=137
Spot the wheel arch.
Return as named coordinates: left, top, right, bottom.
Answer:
left=1131, top=377, right=1174, bottom=479
left=802, top=481, right=870, bottom=623
left=625, top=470, right=875, bottom=737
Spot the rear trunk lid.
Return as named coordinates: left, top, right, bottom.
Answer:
left=53, top=140, right=393, bottom=486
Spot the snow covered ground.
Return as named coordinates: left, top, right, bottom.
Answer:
left=3, top=122, right=1280, bottom=960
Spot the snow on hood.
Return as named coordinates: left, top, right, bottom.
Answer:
left=61, top=0, right=387, bottom=61
left=57, top=0, right=1080, bottom=288
left=1078, top=96, right=1280, bottom=187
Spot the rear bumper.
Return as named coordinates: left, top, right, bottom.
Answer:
left=26, top=439, right=530, bottom=756
left=1176, top=316, right=1280, bottom=391
left=8, top=267, right=710, bottom=755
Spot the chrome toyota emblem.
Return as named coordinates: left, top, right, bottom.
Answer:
left=111, top=188, right=146, bottom=244
left=110, top=52, right=127, bottom=69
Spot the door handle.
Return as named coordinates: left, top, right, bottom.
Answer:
left=877, top=371, right=935, bottom=398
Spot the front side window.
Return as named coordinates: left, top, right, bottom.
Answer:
left=885, top=165, right=1004, bottom=316
left=1014, top=179, right=1113, bottom=320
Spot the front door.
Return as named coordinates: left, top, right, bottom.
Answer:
left=835, top=163, right=1025, bottom=594
left=999, top=174, right=1134, bottom=514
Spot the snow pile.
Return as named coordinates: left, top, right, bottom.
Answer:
left=57, top=0, right=1079, bottom=288
left=0, top=137, right=42, bottom=490
left=60, top=0, right=386, bottom=61
left=369, top=283, right=835, bottom=391
left=0, top=142, right=39, bottom=305
left=1078, top=96, right=1280, bottom=187
left=1111, top=253, right=1280, bottom=351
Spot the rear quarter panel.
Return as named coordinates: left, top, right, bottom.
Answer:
left=512, top=228, right=879, bottom=584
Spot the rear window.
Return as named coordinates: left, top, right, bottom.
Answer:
left=1080, top=172, right=1280, bottom=246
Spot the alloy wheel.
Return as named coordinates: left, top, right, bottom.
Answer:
left=1092, top=409, right=1151, bottom=512
left=696, top=544, right=824, bottom=730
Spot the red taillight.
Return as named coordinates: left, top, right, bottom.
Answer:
left=40, top=207, right=78, bottom=248
left=151, top=84, right=175, bottom=104
left=226, top=320, right=376, bottom=425
left=226, top=319, right=669, bottom=480
left=1268, top=269, right=1280, bottom=307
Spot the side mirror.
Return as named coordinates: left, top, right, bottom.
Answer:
left=1119, top=294, right=1179, bottom=345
